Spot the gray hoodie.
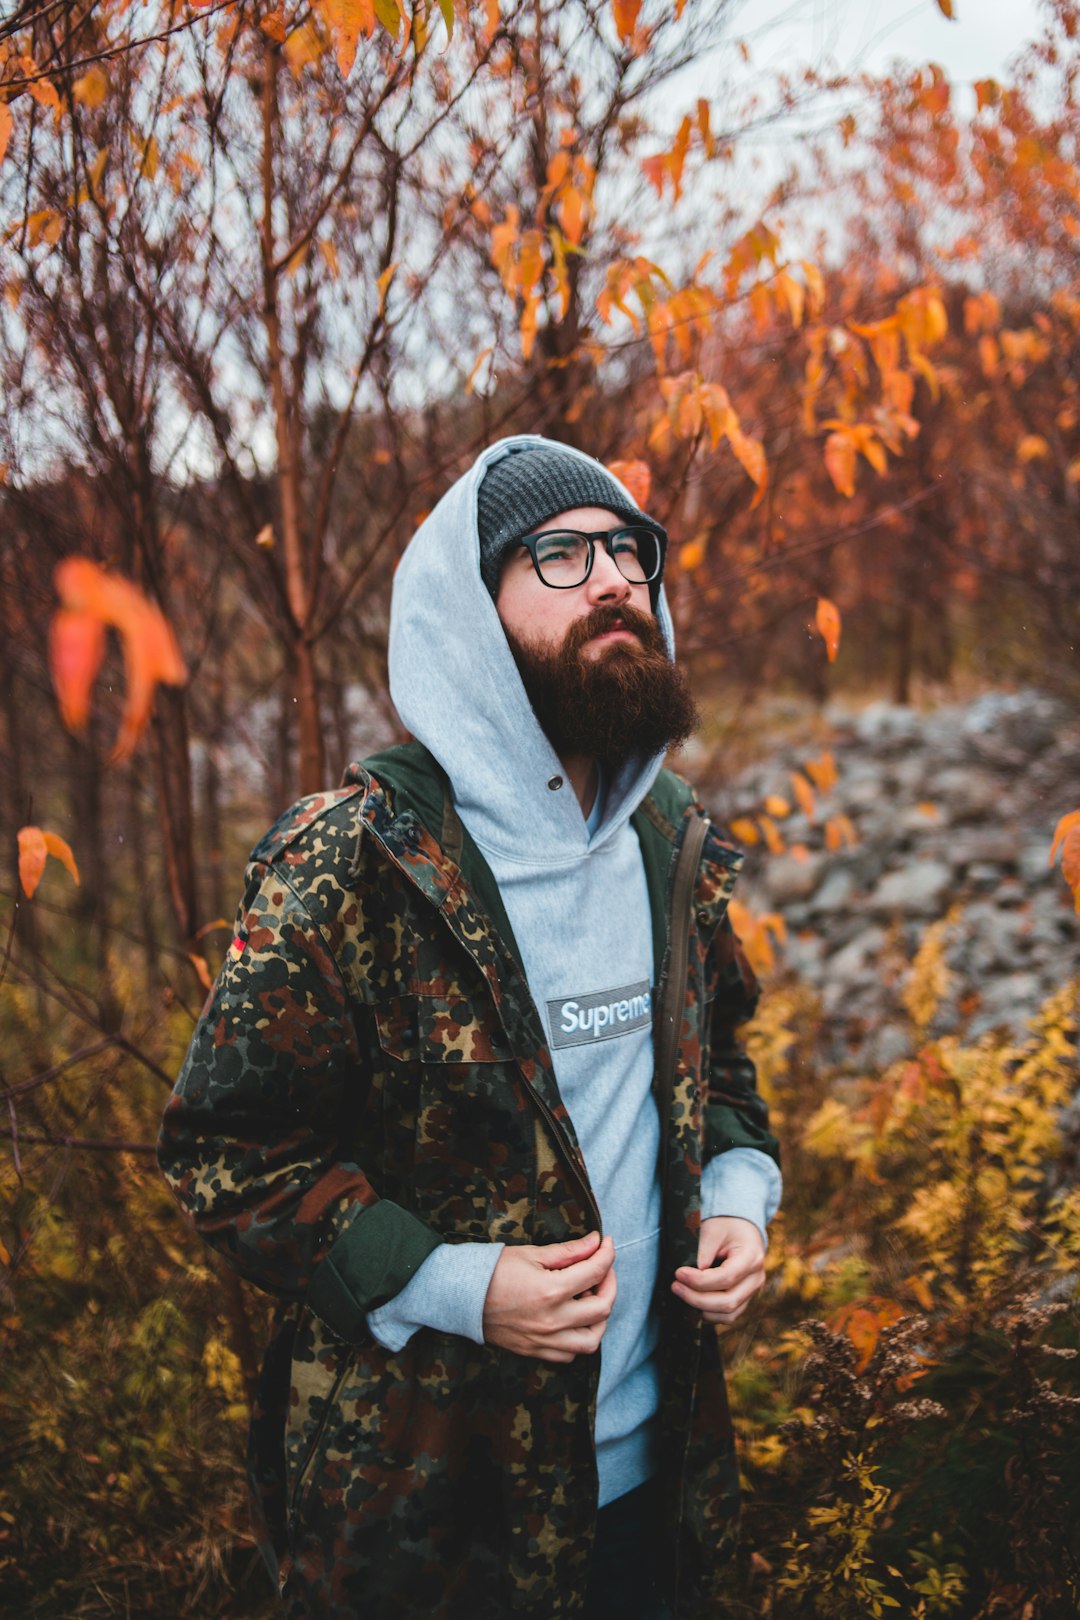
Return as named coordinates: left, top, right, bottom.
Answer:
left=367, top=435, right=781, bottom=1506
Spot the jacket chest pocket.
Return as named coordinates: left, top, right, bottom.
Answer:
left=373, top=993, right=535, bottom=1240
left=374, top=992, right=514, bottom=1065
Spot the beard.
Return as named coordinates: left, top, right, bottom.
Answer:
left=503, top=602, right=699, bottom=773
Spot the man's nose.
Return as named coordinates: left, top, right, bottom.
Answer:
left=586, top=545, right=632, bottom=604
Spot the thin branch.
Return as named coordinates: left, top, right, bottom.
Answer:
left=0, top=1127, right=157, bottom=1154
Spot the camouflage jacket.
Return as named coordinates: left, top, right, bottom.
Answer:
left=158, top=743, right=778, bottom=1620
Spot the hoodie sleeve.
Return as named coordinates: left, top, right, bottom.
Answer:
left=367, top=1240, right=505, bottom=1351
left=157, top=858, right=441, bottom=1344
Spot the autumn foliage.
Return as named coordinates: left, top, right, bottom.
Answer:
left=2, top=0, right=1080, bottom=1614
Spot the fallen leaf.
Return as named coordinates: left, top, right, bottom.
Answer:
left=764, top=794, right=791, bottom=819
left=1050, top=810, right=1080, bottom=865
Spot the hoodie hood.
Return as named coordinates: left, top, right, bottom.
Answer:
left=388, top=435, right=678, bottom=865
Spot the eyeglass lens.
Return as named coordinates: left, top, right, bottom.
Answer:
left=533, top=528, right=660, bottom=587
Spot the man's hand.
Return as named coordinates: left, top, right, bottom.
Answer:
left=483, top=1230, right=617, bottom=1362
left=670, top=1216, right=765, bottom=1327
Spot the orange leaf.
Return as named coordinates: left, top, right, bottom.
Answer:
left=1049, top=810, right=1080, bottom=866
left=52, top=558, right=187, bottom=760
left=1061, top=826, right=1080, bottom=913
left=758, top=815, right=785, bottom=855
left=804, top=750, right=837, bottom=792
left=916, top=800, right=939, bottom=819
left=42, top=832, right=80, bottom=887
left=830, top=1298, right=905, bottom=1372
left=612, top=0, right=642, bottom=46
left=1017, top=434, right=1050, bottom=464
left=815, top=596, right=841, bottom=662
left=17, top=827, right=47, bottom=899
left=188, top=952, right=214, bottom=992
left=679, top=537, right=706, bottom=572
left=764, top=794, right=791, bottom=819
left=320, top=0, right=377, bottom=75
left=49, top=609, right=107, bottom=731
left=729, top=817, right=759, bottom=845
left=465, top=346, right=493, bottom=396
left=606, top=459, right=651, bottom=508
left=18, top=826, right=79, bottom=897
left=824, top=431, right=856, bottom=497
left=790, top=772, right=816, bottom=820
left=934, top=0, right=955, bottom=16
left=259, top=6, right=287, bottom=42
left=0, top=104, right=11, bottom=170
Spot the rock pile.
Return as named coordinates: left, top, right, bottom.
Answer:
left=705, top=689, right=1080, bottom=1071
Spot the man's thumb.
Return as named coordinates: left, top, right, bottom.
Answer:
left=540, top=1230, right=604, bottom=1270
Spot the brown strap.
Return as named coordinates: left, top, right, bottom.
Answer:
left=655, top=811, right=709, bottom=1182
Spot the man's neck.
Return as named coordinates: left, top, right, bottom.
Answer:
left=562, top=754, right=599, bottom=818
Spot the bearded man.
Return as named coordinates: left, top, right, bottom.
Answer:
left=158, top=438, right=781, bottom=1620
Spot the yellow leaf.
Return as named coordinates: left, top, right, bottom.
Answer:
left=764, top=795, right=791, bottom=819
left=679, top=537, right=706, bottom=572
left=729, top=428, right=767, bottom=504
left=73, top=65, right=109, bottom=108
left=729, top=817, right=760, bottom=845
left=140, top=135, right=159, bottom=181
left=815, top=596, right=841, bottom=662
left=255, top=523, right=275, bottom=549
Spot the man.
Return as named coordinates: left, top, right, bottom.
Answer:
left=158, top=436, right=781, bottom=1620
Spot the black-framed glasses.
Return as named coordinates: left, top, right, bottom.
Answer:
left=516, top=525, right=666, bottom=590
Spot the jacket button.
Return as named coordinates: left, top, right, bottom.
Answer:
left=696, top=910, right=709, bottom=928
left=547, top=776, right=563, bottom=791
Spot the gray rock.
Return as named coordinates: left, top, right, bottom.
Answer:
left=809, top=868, right=857, bottom=916
left=827, top=926, right=888, bottom=984
left=1019, top=842, right=1055, bottom=886
left=851, top=702, right=921, bottom=752
left=966, top=971, right=1046, bottom=1040
left=869, top=861, right=953, bottom=918
left=966, top=863, right=1004, bottom=892
left=933, top=768, right=1002, bottom=823
left=761, top=852, right=825, bottom=906
left=948, top=828, right=1019, bottom=868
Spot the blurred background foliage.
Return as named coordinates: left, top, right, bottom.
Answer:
left=2, top=0, right=1079, bottom=1613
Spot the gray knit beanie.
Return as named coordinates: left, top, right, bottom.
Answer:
left=477, top=445, right=666, bottom=601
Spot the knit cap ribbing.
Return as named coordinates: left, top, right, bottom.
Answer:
left=477, top=445, right=665, bottom=600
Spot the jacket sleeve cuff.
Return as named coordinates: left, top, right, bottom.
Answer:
left=307, top=1199, right=443, bottom=1342
left=700, top=1147, right=783, bottom=1249
left=367, top=1241, right=505, bottom=1352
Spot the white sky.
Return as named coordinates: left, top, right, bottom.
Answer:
left=736, top=0, right=1045, bottom=102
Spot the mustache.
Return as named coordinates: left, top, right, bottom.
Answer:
left=562, top=603, right=668, bottom=659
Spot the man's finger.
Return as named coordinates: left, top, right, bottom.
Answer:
left=539, top=1230, right=603, bottom=1271
left=675, top=1257, right=757, bottom=1292
left=547, top=1235, right=616, bottom=1297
